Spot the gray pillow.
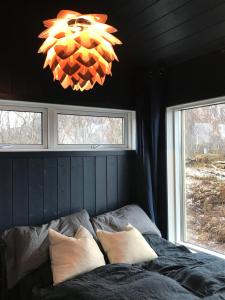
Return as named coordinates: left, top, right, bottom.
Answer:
left=92, top=204, right=161, bottom=237
left=2, top=209, right=95, bottom=289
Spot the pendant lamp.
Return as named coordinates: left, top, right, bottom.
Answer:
left=38, top=10, right=122, bottom=91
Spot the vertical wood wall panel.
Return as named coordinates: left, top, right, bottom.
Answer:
left=29, top=159, right=44, bottom=225
left=96, top=157, right=107, bottom=214
left=71, top=157, right=84, bottom=212
left=0, top=159, right=12, bottom=231
left=107, top=156, right=118, bottom=211
left=0, top=151, right=136, bottom=231
left=44, top=158, right=58, bottom=222
left=13, top=159, right=28, bottom=226
left=118, top=156, right=128, bottom=206
left=58, top=157, right=71, bottom=217
left=118, top=156, right=135, bottom=206
left=84, top=157, right=96, bottom=216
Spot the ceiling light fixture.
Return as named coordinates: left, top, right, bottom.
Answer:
left=38, top=10, right=122, bottom=92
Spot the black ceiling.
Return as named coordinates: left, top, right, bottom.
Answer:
left=4, top=0, right=225, bottom=68
left=103, top=0, right=225, bottom=66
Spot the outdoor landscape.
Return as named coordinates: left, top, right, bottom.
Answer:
left=184, top=105, right=225, bottom=254
left=0, top=110, right=123, bottom=146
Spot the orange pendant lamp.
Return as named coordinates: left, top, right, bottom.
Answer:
left=38, top=10, right=122, bottom=91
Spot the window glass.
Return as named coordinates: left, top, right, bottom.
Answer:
left=0, top=100, right=135, bottom=151
left=0, top=110, right=42, bottom=145
left=183, top=104, right=225, bottom=254
left=57, top=114, right=124, bottom=145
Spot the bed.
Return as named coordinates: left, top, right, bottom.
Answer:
left=1, top=205, right=225, bottom=300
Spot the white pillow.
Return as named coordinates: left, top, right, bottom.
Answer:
left=49, top=226, right=105, bottom=285
left=96, top=224, right=158, bottom=264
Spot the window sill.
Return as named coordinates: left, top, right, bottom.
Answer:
left=0, top=147, right=133, bottom=152
left=176, top=241, right=225, bottom=260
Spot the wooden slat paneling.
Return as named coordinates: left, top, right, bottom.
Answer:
left=96, top=156, right=107, bottom=214
left=71, top=157, right=84, bottom=212
left=44, top=158, right=58, bottom=222
left=107, top=156, right=118, bottom=211
left=13, top=159, right=28, bottom=226
left=83, top=157, right=96, bottom=216
left=29, top=159, right=44, bottom=225
left=147, top=19, right=225, bottom=64
left=0, top=159, right=12, bottom=231
left=143, top=1, right=225, bottom=51
left=0, top=151, right=137, bottom=231
left=129, top=0, right=224, bottom=42
left=58, top=157, right=71, bottom=217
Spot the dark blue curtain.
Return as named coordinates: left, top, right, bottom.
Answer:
left=136, top=66, right=168, bottom=237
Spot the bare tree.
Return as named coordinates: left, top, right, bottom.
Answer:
left=185, top=104, right=225, bottom=157
left=58, top=115, right=123, bottom=145
left=0, top=110, right=42, bottom=145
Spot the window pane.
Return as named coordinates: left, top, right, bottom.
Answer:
left=58, top=114, right=124, bottom=145
left=0, top=110, right=42, bottom=145
left=183, top=104, right=225, bottom=254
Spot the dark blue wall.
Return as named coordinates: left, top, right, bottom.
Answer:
left=0, top=151, right=136, bottom=232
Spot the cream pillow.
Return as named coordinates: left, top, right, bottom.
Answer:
left=49, top=226, right=105, bottom=285
left=97, top=224, right=158, bottom=264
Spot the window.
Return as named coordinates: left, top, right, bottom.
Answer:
left=167, top=97, right=225, bottom=258
left=0, top=105, right=47, bottom=149
left=57, top=113, right=126, bottom=148
left=0, top=100, right=135, bottom=151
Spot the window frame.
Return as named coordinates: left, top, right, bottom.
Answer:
left=54, top=109, right=129, bottom=150
left=0, top=99, right=136, bottom=151
left=166, top=95, right=225, bottom=259
left=0, top=103, right=48, bottom=150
